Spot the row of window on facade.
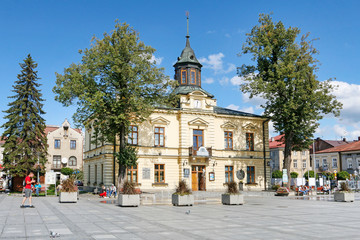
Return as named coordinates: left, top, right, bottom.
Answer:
left=128, top=126, right=255, bottom=151
left=177, top=68, right=201, bottom=86
left=54, top=139, right=77, bottom=149
left=272, top=150, right=307, bottom=157
left=52, top=156, right=78, bottom=169
left=314, top=158, right=360, bottom=170
left=88, top=164, right=257, bottom=185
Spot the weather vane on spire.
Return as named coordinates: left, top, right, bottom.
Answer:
left=186, top=11, right=189, bottom=38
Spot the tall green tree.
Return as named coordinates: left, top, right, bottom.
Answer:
left=53, top=21, right=177, bottom=187
left=238, top=14, right=342, bottom=187
left=1, top=54, right=47, bottom=176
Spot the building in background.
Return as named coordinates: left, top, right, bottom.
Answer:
left=269, top=135, right=312, bottom=178
left=315, top=139, right=360, bottom=174
left=83, top=28, right=271, bottom=192
left=45, top=119, right=83, bottom=174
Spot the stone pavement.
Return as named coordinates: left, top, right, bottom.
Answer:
left=1, top=193, right=360, bottom=239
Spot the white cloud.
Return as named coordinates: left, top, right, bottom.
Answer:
left=230, top=76, right=244, bottom=86
left=226, top=104, right=239, bottom=110
left=225, top=104, right=254, bottom=114
left=219, top=77, right=229, bottom=86
left=207, top=30, right=216, bottom=34
left=203, top=77, right=214, bottom=84
left=225, top=33, right=231, bottom=38
left=199, top=53, right=236, bottom=74
left=331, top=80, right=360, bottom=124
left=150, top=54, right=163, bottom=65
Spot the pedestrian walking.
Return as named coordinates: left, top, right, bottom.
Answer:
left=21, top=171, right=35, bottom=208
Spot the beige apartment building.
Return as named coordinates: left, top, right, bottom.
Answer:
left=83, top=32, right=271, bottom=192
left=269, top=135, right=312, bottom=177
left=46, top=119, right=83, bottom=173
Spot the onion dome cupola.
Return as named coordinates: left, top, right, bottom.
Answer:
left=173, top=13, right=202, bottom=88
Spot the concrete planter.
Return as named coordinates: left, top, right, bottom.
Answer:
left=221, top=194, right=244, bottom=205
left=59, top=192, right=77, bottom=203
left=118, top=194, right=140, bottom=207
left=172, top=194, right=194, bottom=206
left=334, top=192, right=354, bottom=202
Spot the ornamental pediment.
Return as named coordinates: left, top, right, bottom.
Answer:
left=188, top=118, right=209, bottom=126
left=150, top=116, right=170, bottom=125
left=190, top=91, right=206, bottom=96
left=242, top=123, right=258, bottom=130
left=221, top=122, right=237, bottom=129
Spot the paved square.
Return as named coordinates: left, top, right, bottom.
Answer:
left=1, top=193, right=360, bottom=239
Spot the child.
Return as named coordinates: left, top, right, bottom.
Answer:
left=34, top=182, right=42, bottom=197
left=99, top=185, right=106, bottom=198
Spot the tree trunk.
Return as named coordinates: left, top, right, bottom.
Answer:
left=283, top=133, right=293, bottom=189
left=117, top=124, right=127, bottom=190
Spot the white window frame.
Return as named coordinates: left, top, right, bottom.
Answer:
left=302, top=160, right=306, bottom=169
left=332, top=158, right=337, bottom=168
left=347, top=158, right=353, bottom=169
left=293, top=159, right=298, bottom=168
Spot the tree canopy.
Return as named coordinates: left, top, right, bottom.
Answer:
left=238, top=14, right=342, bottom=186
left=1, top=54, right=47, bottom=177
left=53, top=21, right=177, bottom=185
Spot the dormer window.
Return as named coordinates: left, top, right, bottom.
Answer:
left=181, top=69, right=187, bottom=84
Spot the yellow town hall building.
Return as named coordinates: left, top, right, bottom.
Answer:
left=83, top=30, right=271, bottom=192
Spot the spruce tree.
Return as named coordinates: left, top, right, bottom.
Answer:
left=1, top=54, right=47, bottom=177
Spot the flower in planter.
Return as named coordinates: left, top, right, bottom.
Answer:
left=337, top=182, right=352, bottom=193
left=61, top=177, right=78, bottom=193
left=224, top=181, right=240, bottom=195
left=122, top=181, right=140, bottom=195
left=174, top=180, right=192, bottom=196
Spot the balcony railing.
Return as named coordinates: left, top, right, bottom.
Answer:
left=189, top=146, right=212, bottom=157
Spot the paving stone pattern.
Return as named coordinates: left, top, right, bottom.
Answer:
left=1, top=193, right=360, bottom=239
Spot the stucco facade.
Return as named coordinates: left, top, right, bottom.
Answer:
left=269, top=135, right=312, bottom=177
left=83, top=31, right=271, bottom=192
left=46, top=119, right=83, bottom=173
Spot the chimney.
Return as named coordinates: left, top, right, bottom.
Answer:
left=358, top=136, right=360, bottom=141
left=343, top=138, right=346, bottom=142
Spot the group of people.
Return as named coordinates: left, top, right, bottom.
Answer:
left=298, top=185, right=310, bottom=195
left=99, top=184, right=117, bottom=198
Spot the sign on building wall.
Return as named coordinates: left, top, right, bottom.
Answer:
left=183, top=168, right=190, bottom=178
left=142, top=168, right=150, bottom=179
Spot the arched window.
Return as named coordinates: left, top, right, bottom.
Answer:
left=69, top=156, right=77, bottom=166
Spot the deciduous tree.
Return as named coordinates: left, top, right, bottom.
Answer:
left=238, top=14, right=342, bottom=187
left=53, top=21, right=177, bottom=187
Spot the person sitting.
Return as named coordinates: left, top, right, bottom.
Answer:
left=299, top=185, right=308, bottom=195
left=323, top=184, right=330, bottom=194
left=109, top=184, right=117, bottom=198
left=34, top=182, right=42, bottom=197
left=99, top=185, right=107, bottom=198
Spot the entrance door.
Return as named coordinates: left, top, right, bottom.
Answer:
left=191, top=165, right=206, bottom=191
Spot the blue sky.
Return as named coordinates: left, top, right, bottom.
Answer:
left=1, top=0, right=360, bottom=140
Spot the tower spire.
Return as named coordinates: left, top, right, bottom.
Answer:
left=186, top=11, right=189, bottom=38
